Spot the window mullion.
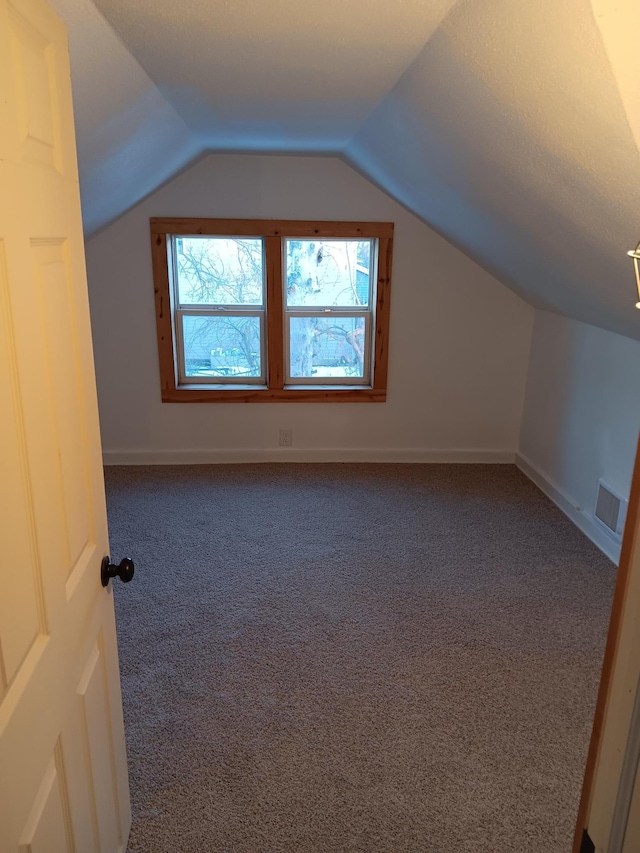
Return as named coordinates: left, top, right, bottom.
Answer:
left=265, top=235, right=284, bottom=390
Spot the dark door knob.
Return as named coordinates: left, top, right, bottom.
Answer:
left=101, top=556, right=135, bottom=587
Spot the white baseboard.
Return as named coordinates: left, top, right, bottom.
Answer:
left=103, top=448, right=516, bottom=466
left=516, top=452, right=620, bottom=565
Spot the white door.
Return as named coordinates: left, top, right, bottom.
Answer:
left=0, top=0, right=131, bottom=850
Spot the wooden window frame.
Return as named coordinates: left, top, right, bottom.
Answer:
left=151, top=218, right=393, bottom=402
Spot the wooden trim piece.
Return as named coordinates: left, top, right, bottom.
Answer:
left=161, top=387, right=386, bottom=403
left=373, top=236, right=393, bottom=392
left=150, top=218, right=394, bottom=239
left=572, top=433, right=640, bottom=853
left=264, top=236, right=284, bottom=390
left=150, top=231, right=177, bottom=396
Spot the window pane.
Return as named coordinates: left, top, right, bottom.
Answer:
left=182, top=315, right=262, bottom=378
left=289, top=316, right=366, bottom=379
left=175, top=237, right=264, bottom=306
left=285, top=239, right=372, bottom=308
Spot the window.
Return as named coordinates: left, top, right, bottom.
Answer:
left=151, top=219, right=393, bottom=402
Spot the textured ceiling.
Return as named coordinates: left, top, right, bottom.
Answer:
left=346, top=0, right=640, bottom=339
left=90, top=0, right=456, bottom=148
left=50, top=0, right=640, bottom=340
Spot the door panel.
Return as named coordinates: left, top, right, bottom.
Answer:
left=8, top=1, right=62, bottom=171
left=0, top=0, right=131, bottom=850
left=18, top=753, right=74, bottom=853
left=32, top=238, right=93, bottom=575
left=78, top=642, right=122, bottom=852
left=0, top=249, right=44, bottom=689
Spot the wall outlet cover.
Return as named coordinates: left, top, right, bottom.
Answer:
left=279, top=429, right=293, bottom=447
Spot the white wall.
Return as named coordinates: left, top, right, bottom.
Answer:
left=518, top=310, right=640, bottom=562
left=85, top=154, right=534, bottom=463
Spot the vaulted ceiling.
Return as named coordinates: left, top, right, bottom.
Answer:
left=50, top=0, right=640, bottom=340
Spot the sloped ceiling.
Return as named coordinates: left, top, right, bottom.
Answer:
left=50, top=0, right=640, bottom=340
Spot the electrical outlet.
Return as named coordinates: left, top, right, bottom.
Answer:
left=279, top=428, right=293, bottom=447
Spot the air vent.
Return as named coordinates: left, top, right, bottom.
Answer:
left=594, top=480, right=628, bottom=538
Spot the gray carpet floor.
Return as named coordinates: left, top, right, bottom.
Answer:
left=105, top=463, right=615, bottom=853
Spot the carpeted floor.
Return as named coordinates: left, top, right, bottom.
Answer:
left=105, top=464, right=615, bottom=853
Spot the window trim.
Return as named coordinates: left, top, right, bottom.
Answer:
left=150, top=218, right=393, bottom=403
